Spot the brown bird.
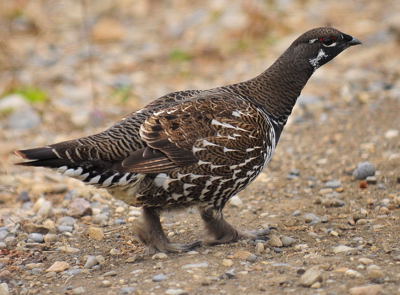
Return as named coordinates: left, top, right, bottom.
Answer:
left=16, top=27, right=361, bottom=253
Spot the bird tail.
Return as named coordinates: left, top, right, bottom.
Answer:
left=15, top=146, right=70, bottom=168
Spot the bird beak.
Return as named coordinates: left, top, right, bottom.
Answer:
left=347, top=37, right=362, bottom=46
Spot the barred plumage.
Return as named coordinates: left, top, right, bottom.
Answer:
left=16, top=27, right=361, bottom=253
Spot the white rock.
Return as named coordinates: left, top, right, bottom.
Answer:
left=300, top=266, right=323, bottom=287
left=385, top=129, right=399, bottom=139
left=229, top=195, right=243, bottom=207
left=0, top=283, right=9, bottom=295
left=333, top=245, right=355, bottom=253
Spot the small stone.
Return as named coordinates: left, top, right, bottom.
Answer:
left=84, top=256, right=98, bottom=269
left=367, top=265, right=384, bottom=281
left=324, top=180, right=342, bottom=188
left=110, top=248, right=121, bottom=255
left=255, top=242, right=264, bottom=254
left=181, top=262, right=208, bottom=269
left=222, top=259, right=234, bottom=267
left=103, top=271, right=117, bottom=277
left=28, top=233, right=44, bottom=243
left=165, top=288, right=188, bottom=295
left=68, top=198, right=92, bottom=217
left=57, top=216, right=76, bottom=227
left=96, top=255, right=106, bottom=264
left=72, top=287, right=86, bottom=295
left=292, top=210, right=301, bottom=216
left=57, top=246, right=80, bottom=253
left=268, top=235, right=283, bottom=247
left=304, top=213, right=320, bottom=224
left=385, top=129, right=399, bottom=139
left=366, top=176, right=377, bottom=184
left=46, top=261, right=70, bottom=272
left=229, top=195, right=243, bottom=207
left=345, top=269, right=363, bottom=278
left=353, top=162, right=376, bottom=180
left=120, top=287, right=136, bottom=295
left=152, top=253, right=168, bottom=260
left=57, top=225, right=73, bottom=233
left=26, top=263, right=44, bottom=270
left=322, top=198, right=346, bottom=207
left=310, top=282, right=321, bottom=289
left=44, top=233, right=58, bottom=243
left=0, top=231, right=8, bottom=241
left=35, top=199, right=53, bottom=218
left=281, top=236, right=296, bottom=247
left=299, top=266, right=323, bottom=287
left=0, top=283, right=9, bottom=295
left=152, top=273, right=167, bottom=282
left=87, top=227, right=104, bottom=240
left=101, top=280, right=112, bottom=287
left=349, top=284, right=383, bottom=295
left=233, top=250, right=253, bottom=260
left=359, top=258, right=374, bottom=265
left=333, top=245, right=355, bottom=253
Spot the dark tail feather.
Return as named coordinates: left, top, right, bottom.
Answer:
left=15, top=147, right=69, bottom=168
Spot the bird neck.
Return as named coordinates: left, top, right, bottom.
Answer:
left=235, top=50, right=314, bottom=126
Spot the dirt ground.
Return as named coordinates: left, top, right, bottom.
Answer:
left=0, top=1, right=399, bottom=294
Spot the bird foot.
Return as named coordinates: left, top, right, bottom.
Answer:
left=240, top=227, right=276, bottom=241
left=146, top=240, right=202, bottom=255
left=204, top=227, right=275, bottom=246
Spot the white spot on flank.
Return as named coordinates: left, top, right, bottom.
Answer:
left=79, top=173, right=89, bottom=180
left=211, top=119, right=248, bottom=132
left=118, top=173, right=130, bottom=185
left=103, top=173, right=118, bottom=186
left=309, top=49, right=327, bottom=69
left=64, top=167, right=83, bottom=177
left=192, top=146, right=206, bottom=153
left=232, top=110, right=241, bottom=117
left=223, top=147, right=236, bottom=153
left=202, top=139, right=218, bottom=147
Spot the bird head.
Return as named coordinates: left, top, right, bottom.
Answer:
left=288, top=27, right=361, bottom=71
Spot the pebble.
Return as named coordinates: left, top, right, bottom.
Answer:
left=0, top=231, right=8, bottom=241
left=268, top=235, right=283, bottom=247
left=103, top=270, right=117, bottom=277
left=366, top=265, right=384, bottom=281
left=321, top=198, right=346, bottom=207
left=96, top=255, right=106, bottom=264
left=46, top=261, right=70, bottom=272
left=57, top=246, right=80, bottom=253
left=101, top=280, right=112, bottom=287
left=72, top=287, right=86, bottom=295
left=222, top=259, right=234, bottom=267
left=152, top=253, right=168, bottom=260
left=87, top=227, right=105, bottom=240
left=333, top=245, right=356, bottom=253
left=384, top=129, right=399, bottom=139
left=345, top=269, right=363, bottom=278
left=0, top=283, right=9, bottom=295
left=36, top=199, right=53, bottom=218
left=304, top=213, right=321, bottom=224
left=84, top=256, right=99, bottom=268
left=233, top=250, right=253, bottom=260
left=229, top=195, right=243, bottom=207
left=58, top=225, right=74, bottom=233
left=324, top=180, right=342, bottom=188
left=299, top=266, right=323, bottom=287
left=58, top=216, right=76, bottom=227
left=44, top=233, right=58, bottom=243
left=120, top=287, right=136, bottom=294
left=366, top=176, right=377, bottom=184
left=281, top=236, right=296, bottom=247
left=68, top=198, right=92, bottom=217
left=353, top=162, right=376, bottom=180
left=152, top=273, right=167, bottom=282
left=292, top=210, right=301, bottom=216
left=359, top=258, right=374, bottom=265
left=28, top=233, right=44, bottom=243
left=165, top=288, right=188, bottom=295
left=255, top=242, right=264, bottom=254
left=182, top=262, right=209, bottom=269
left=349, top=284, right=383, bottom=295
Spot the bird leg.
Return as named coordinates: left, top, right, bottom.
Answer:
left=200, top=207, right=271, bottom=245
left=134, top=207, right=201, bottom=254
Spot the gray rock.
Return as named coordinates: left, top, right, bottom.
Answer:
left=28, top=233, right=44, bottom=243
left=57, top=225, right=73, bottom=233
left=281, top=236, right=296, bottom=247
left=165, top=288, right=188, bottom=295
left=68, top=198, right=92, bottom=217
left=299, top=266, right=323, bottom=287
left=304, top=213, right=321, bottom=224
left=181, top=262, right=209, bottom=269
left=103, top=271, right=117, bottom=277
left=57, top=216, right=76, bottom=227
left=353, top=162, right=376, bottom=180
left=84, top=256, right=98, bottom=269
left=152, top=273, right=167, bottom=282
left=0, top=231, right=8, bottom=241
left=119, top=287, right=136, bottom=295
left=324, top=180, right=342, bottom=188
left=7, top=106, right=41, bottom=130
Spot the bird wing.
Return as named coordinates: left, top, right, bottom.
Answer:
left=122, top=93, right=269, bottom=174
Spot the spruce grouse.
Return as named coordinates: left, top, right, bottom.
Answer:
left=16, top=27, right=361, bottom=253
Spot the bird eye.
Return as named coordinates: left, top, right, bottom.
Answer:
left=318, top=36, right=337, bottom=47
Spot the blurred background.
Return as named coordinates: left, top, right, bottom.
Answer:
left=1, top=0, right=400, bottom=192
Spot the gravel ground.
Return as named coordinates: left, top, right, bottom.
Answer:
left=0, top=1, right=399, bottom=294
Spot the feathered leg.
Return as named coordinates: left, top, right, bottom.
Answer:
left=200, top=206, right=272, bottom=245
left=135, top=207, right=201, bottom=254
